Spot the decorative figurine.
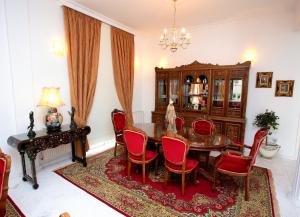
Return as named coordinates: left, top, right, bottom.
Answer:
left=27, top=111, right=36, bottom=138
left=165, top=99, right=177, bottom=133
left=68, top=106, right=77, bottom=130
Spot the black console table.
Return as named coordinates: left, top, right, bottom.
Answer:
left=7, top=125, right=91, bottom=189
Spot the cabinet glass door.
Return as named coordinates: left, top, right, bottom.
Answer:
left=169, top=79, right=179, bottom=105
left=183, top=75, right=193, bottom=109
left=213, top=79, right=225, bottom=107
left=228, top=79, right=242, bottom=109
left=158, top=79, right=167, bottom=104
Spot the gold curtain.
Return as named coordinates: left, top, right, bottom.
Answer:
left=64, top=6, right=101, bottom=156
left=111, top=27, right=135, bottom=125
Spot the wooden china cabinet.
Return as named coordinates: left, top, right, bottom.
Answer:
left=152, top=61, right=251, bottom=143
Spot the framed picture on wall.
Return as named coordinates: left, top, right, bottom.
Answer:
left=275, top=80, right=294, bottom=97
left=256, top=72, right=273, bottom=88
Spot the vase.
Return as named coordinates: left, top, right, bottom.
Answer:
left=259, top=144, right=281, bottom=159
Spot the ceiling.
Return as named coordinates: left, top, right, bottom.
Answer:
left=73, top=0, right=297, bottom=30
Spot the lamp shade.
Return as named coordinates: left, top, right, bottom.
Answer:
left=38, top=87, right=64, bottom=108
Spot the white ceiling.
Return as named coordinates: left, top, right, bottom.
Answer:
left=72, top=0, right=297, bottom=30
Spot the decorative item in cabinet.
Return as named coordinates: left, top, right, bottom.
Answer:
left=183, top=74, right=209, bottom=112
left=183, top=75, right=194, bottom=109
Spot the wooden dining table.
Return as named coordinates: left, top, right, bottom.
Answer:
left=134, top=123, right=232, bottom=181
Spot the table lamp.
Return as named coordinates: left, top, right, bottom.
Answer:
left=38, top=87, right=64, bottom=132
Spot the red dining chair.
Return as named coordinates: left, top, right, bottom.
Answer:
left=213, top=128, right=268, bottom=201
left=124, top=129, right=158, bottom=184
left=228, top=128, right=269, bottom=153
left=175, top=117, right=185, bottom=132
left=162, top=136, right=198, bottom=196
left=111, top=109, right=127, bottom=157
left=0, top=149, right=11, bottom=217
left=192, top=118, right=215, bottom=169
left=192, top=118, right=215, bottom=136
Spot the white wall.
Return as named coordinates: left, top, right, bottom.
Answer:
left=88, top=23, right=122, bottom=145
left=0, top=0, right=145, bottom=186
left=139, top=10, right=300, bottom=159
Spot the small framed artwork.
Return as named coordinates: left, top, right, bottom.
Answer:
left=256, top=72, right=273, bottom=88
left=275, top=80, right=294, bottom=97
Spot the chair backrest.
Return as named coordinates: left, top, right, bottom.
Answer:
left=192, top=118, right=215, bottom=136
left=162, top=136, right=188, bottom=165
left=0, top=150, right=11, bottom=215
left=111, top=109, right=126, bottom=133
left=175, top=117, right=184, bottom=131
left=124, top=130, right=147, bottom=156
left=249, top=128, right=268, bottom=164
left=249, top=128, right=268, bottom=157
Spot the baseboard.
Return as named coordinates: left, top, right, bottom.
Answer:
left=87, top=139, right=115, bottom=157
left=34, top=138, right=116, bottom=170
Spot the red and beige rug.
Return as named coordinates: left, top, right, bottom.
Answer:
left=6, top=196, right=26, bottom=217
left=55, top=147, right=280, bottom=217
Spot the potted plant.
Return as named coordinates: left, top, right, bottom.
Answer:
left=253, top=109, right=280, bottom=158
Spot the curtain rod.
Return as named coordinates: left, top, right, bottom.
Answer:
left=60, top=0, right=137, bottom=35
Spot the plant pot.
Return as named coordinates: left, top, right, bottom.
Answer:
left=259, top=144, right=281, bottom=159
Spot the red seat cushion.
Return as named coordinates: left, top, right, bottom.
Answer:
left=166, top=158, right=198, bottom=173
left=217, top=155, right=250, bottom=174
left=129, top=150, right=158, bottom=163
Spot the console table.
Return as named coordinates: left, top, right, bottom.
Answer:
left=7, top=125, right=91, bottom=189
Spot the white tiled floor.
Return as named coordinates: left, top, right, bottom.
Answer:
left=8, top=146, right=300, bottom=217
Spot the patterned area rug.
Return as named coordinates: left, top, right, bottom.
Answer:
left=6, top=196, right=25, bottom=217
left=55, top=147, right=280, bottom=217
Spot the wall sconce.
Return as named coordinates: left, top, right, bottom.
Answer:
left=51, top=40, right=66, bottom=56
left=244, top=49, right=256, bottom=62
left=134, top=56, right=140, bottom=68
left=158, top=57, right=168, bottom=68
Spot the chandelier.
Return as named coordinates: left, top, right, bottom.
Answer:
left=159, top=0, right=191, bottom=52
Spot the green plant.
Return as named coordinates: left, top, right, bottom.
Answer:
left=253, top=110, right=279, bottom=145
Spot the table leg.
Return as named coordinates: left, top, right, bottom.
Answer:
left=20, top=151, right=27, bottom=181
left=204, top=151, right=210, bottom=170
left=80, top=136, right=87, bottom=167
left=30, top=158, right=39, bottom=189
left=71, top=141, right=76, bottom=162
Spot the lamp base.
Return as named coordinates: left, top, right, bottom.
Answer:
left=46, top=125, right=61, bottom=133
left=45, top=107, right=63, bottom=133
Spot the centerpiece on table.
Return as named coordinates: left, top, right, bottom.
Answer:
left=253, top=109, right=280, bottom=158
